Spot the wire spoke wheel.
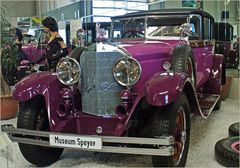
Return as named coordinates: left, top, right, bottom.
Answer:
left=149, top=93, right=190, bottom=167
left=174, top=107, right=186, bottom=165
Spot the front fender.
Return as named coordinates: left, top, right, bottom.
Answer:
left=13, top=72, right=67, bottom=131
left=13, top=72, right=64, bottom=101
left=145, top=72, right=187, bottom=106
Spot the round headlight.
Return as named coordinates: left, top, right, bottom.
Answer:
left=56, top=57, right=81, bottom=85
left=113, top=57, right=141, bottom=87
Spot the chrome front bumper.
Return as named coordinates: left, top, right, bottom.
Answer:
left=1, top=124, right=174, bottom=156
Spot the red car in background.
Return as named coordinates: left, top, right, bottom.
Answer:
left=21, top=29, right=47, bottom=62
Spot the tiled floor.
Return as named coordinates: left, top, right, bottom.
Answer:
left=226, top=68, right=239, bottom=78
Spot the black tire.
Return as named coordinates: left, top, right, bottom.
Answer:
left=214, top=100, right=222, bottom=111
left=148, top=93, right=190, bottom=167
left=222, top=62, right=226, bottom=85
left=17, top=96, right=63, bottom=166
left=171, top=45, right=196, bottom=85
left=229, top=122, right=240, bottom=137
left=215, top=137, right=240, bottom=167
left=69, top=46, right=86, bottom=61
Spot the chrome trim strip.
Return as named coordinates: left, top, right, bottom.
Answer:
left=2, top=125, right=174, bottom=156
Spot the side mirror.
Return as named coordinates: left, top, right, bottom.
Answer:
left=179, top=23, right=192, bottom=37
left=96, top=22, right=107, bottom=42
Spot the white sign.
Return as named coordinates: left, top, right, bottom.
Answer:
left=70, top=19, right=82, bottom=40
left=58, top=22, right=67, bottom=43
left=49, top=134, right=102, bottom=150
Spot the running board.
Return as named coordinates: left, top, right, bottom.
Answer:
left=1, top=124, right=174, bottom=156
left=197, top=93, right=220, bottom=118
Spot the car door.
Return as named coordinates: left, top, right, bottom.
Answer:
left=202, top=16, right=214, bottom=84
left=190, top=14, right=213, bottom=88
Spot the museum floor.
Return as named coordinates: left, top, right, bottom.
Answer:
left=0, top=97, right=239, bottom=168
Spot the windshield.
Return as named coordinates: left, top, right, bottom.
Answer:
left=147, top=16, right=188, bottom=37
left=111, top=15, right=189, bottom=39
left=112, top=17, right=145, bottom=39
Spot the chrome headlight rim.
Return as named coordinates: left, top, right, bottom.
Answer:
left=56, top=56, right=81, bottom=85
left=113, top=57, right=142, bottom=87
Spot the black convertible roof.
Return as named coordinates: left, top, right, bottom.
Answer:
left=112, top=8, right=214, bottom=20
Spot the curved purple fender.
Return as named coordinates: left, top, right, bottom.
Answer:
left=13, top=72, right=65, bottom=130
left=13, top=72, right=63, bottom=101
left=145, top=72, right=188, bottom=106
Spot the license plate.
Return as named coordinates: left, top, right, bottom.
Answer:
left=49, top=134, right=102, bottom=150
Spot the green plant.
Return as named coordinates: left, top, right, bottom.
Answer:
left=1, top=6, right=18, bottom=90
left=1, top=43, right=17, bottom=71
left=1, top=42, right=18, bottom=86
left=0, top=5, right=18, bottom=95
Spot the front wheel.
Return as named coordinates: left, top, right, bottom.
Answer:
left=17, top=96, right=63, bottom=166
left=150, top=93, right=190, bottom=167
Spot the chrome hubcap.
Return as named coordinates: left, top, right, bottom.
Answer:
left=180, top=130, right=187, bottom=142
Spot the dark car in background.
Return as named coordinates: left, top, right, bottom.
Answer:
left=214, top=22, right=239, bottom=69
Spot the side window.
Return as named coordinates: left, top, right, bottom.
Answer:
left=204, top=17, right=211, bottom=39
left=190, top=15, right=201, bottom=40
left=211, top=21, right=214, bottom=39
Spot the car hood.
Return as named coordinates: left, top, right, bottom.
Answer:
left=116, top=39, right=182, bottom=61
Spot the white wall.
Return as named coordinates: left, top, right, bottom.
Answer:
left=210, top=0, right=240, bottom=40
left=203, top=1, right=218, bottom=20
left=35, top=0, right=48, bottom=16
left=211, top=0, right=238, bottom=23
left=55, top=0, right=78, bottom=9
left=10, top=17, right=18, bottom=27
left=1, top=1, right=37, bottom=26
left=1, top=1, right=36, bottom=17
left=34, top=0, right=82, bottom=17
left=165, top=0, right=181, bottom=9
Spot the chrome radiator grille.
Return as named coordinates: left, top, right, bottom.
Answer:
left=80, top=46, right=124, bottom=116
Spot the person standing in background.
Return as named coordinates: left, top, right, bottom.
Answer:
left=33, top=16, right=68, bottom=70
left=10, top=27, right=27, bottom=63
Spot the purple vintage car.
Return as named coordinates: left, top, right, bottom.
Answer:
left=2, top=9, right=224, bottom=167
left=21, top=29, right=47, bottom=62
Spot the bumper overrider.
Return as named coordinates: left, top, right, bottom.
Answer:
left=1, top=124, right=174, bottom=156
